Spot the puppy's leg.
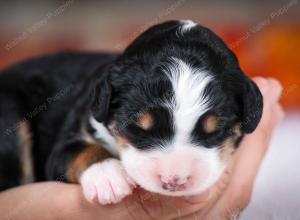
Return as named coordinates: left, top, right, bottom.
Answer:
left=46, top=140, right=135, bottom=204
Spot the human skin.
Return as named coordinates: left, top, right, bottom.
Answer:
left=0, top=77, right=284, bottom=220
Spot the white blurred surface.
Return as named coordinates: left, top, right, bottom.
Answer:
left=242, top=112, right=300, bottom=219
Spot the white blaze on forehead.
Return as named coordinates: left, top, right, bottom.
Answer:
left=180, top=20, right=197, bottom=33
left=165, top=58, right=213, bottom=144
left=119, top=58, right=225, bottom=197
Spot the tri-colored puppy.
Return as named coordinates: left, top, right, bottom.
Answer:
left=0, top=20, right=262, bottom=204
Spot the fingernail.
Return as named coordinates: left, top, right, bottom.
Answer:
left=184, top=190, right=210, bottom=204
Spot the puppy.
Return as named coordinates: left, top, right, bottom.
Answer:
left=0, top=20, right=262, bottom=204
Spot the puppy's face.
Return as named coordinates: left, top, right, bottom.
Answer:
left=96, top=20, right=263, bottom=196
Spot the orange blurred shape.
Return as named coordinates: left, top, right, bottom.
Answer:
left=0, top=35, right=81, bottom=69
left=224, top=24, right=300, bottom=109
left=263, top=25, right=300, bottom=108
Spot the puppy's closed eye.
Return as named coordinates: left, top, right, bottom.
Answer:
left=202, top=114, right=219, bottom=134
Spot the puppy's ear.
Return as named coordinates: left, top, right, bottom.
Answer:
left=241, top=78, right=263, bottom=133
left=91, top=72, right=112, bottom=123
left=224, top=71, right=263, bottom=133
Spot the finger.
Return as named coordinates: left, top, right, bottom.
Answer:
left=210, top=137, right=263, bottom=218
left=252, top=77, right=270, bottom=94
left=254, top=77, right=283, bottom=132
left=210, top=77, right=284, bottom=217
left=273, top=104, right=285, bottom=123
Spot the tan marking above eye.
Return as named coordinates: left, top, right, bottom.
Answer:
left=136, top=112, right=154, bottom=130
left=202, top=114, right=219, bottom=133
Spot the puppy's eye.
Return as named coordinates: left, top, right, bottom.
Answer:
left=202, top=114, right=219, bottom=134
left=136, top=112, right=154, bottom=130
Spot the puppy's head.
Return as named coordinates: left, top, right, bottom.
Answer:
left=93, top=20, right=263, bottom=196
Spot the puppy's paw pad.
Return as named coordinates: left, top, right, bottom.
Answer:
left=80, top=159, right=135, bottom=205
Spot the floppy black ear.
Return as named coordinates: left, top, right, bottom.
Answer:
left=241, top=77, right=263, bottom=133
left=90, top=71, right=112, bottom=123
left=224, top=71, right=263, bottom=133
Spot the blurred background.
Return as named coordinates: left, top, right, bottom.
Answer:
left=0, top=0, right=299, bottom=219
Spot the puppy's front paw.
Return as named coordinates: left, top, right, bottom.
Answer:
left=80, top=159, right=135, bottom=205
